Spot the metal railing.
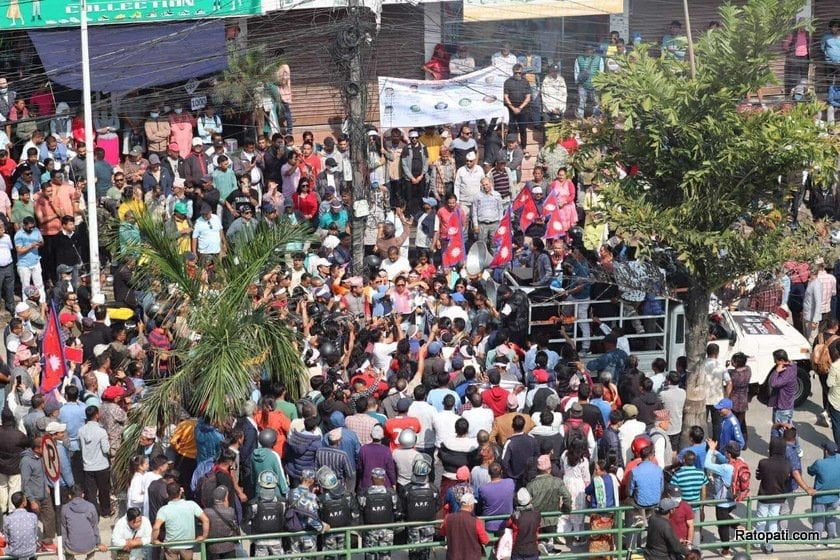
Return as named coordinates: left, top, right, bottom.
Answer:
left=5, top=488, right=839, bottom=560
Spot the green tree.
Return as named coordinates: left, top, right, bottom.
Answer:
left=213, top=43, right=284, bottom=113
left=112, top=210, right=310, bottom=486
left=589, top=0, right=838, bottom=439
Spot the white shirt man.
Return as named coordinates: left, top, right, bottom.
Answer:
left=454, top=153, right=484, bottom=213
left=492, top=43, right=519, bottom=77
left=450, top=46, right=476, bottom=76
left=541, top=64, right=568, bottom=117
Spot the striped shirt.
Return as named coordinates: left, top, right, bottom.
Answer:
left=315, top=446, right=355, bottom=483
left=671, top=466, right=708, bottom=507
left=489, top=167, right=511, bottom=198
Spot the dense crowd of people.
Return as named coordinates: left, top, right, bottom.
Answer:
left=0, top=24, right=840, bottom=560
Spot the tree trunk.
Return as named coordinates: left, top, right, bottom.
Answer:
left=681, top=284, right=712, bottom=449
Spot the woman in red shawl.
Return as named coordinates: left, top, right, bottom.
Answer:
left=422, top=43, right=451, bottom=81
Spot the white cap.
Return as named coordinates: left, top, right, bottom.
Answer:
left=93, top=344, right=110, bottom=357
left=532, top=186, right=543, bottom=194
left=92, top=293, right=106, bottom=305
left=192, top=137, right=203, bottom=146
left=315, top=257, right=332, bottom=268
left=459, top=493, right=476, bottom=506
left=465, top=151, right=477, bottom=161
left=14, top=302, right=29, bottom=314
left=45, top=421, right=67, bottom=434
left=322, top=235, right=340, bottom=250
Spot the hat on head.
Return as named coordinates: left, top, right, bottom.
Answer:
left=654, top=409, right=671, bottom=422
left=371, top=467, right=386, bottom=479
left=314, top=286, right=331, bottom=299
left=141, top=426, right=157, bottom=440
left=408, top=130, right=420, bottom=138
left=330, top=199, right=343, bottom=210
left=315, top=257, right=332, bottom=268
left=506, top=133, right=518, bottom=142
left=533, top=369, right=549, bottom=383
left=456, top=465, right=470, bottom=481
left=714, top=398, right=733, bottom=410
left=45, top=421, right=67, bottom=434
left=532, top=186, right=543, bottom=194
left=168, top=142, right=179, bottom=151
left=506, top=393, right=519, bottom=410
left=14, top=302, right=29, bottom=315
left=301, top=468, right=316, bottom=481
left=23, top=286, right=38, bottom=298
left=421, top=197, right=438, bottom=208
left=622, top=404, right=638, bottom=418
left=516, top=488, right=532, bottom=506
left=396, top=398, right=412, bottom=413
left=102, top=385, right=124, bottom=401
left=129, top=145, right=143, bottom=156
left=57, top=264, right=74, bottom=274
left=93, top=344, right=109, bottom=357
left=348, top=276, right=363, bottom=287
left=570, top=402, right=583, bottom=417
left=192, top=137, right=203, bottom=146
left=370, top=424, right=385, bottom=441
left=173, top=178, right=186, bottom=189
left=465, top=151, right=477, bottom=161
left=59, top=312, right=77, bottom=325
left=451, top=292, right=466, bottom=304
left=262, top=202, right=277, bottom=213
left=19, top=330, right=35, bottom=345
left=658, top=498, right=679, bottom=513
left=201, top=174, right=213, bottom=183
left=537, top=454, right=551, bottom=471
left=428, top=341, right=443, bottom=356
left=549, top=63, right=560, bottom=71
left=328, top=428, right=343, bottom=443
left=459, top=493, right=476, bottom=506
left=173, top=202, right=189, bottom=215
left=824, top=441, right=839, bottom=455
left=366, top=130, right=378, bottom=137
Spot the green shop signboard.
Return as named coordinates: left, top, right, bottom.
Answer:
left=3, top=0, right=262, bottom=28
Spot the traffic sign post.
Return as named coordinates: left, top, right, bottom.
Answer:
left=41, top=435, right=65, bottom=560
left=42, top=435, right=61, bottom=484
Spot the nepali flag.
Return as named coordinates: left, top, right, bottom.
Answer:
left=492, top=207, right=512, bottom=248
left=512, top=186, right=534, bottom=212
left=519, top=193, right=540, bottom=233
left=442, top=211, right=466, bottom=267
left=544, top=204, right=568, bottom=239
left=40, top=301, right=68, bottom=394
left=541, top=189, right=559, bottom=218
left=489, top=209, right=513, bottom=268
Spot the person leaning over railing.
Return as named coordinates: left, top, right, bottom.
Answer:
left=110, top=507, right=152, bottom=560
left=807, top=441, right=840, bottom=541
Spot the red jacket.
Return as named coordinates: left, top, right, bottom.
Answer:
left=481, top=386, right=510, bottom=417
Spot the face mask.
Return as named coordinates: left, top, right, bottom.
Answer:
left=174, top=108, right=183, bottom=114
left=0, top=88, right=7, bottom=94
left=150, top=112, right=159, bottom=118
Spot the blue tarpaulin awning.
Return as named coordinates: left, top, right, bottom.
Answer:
left=28, top=21, right=228, bottom=93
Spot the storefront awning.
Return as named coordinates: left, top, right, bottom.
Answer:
left=28, top=21, right=228, bottom=93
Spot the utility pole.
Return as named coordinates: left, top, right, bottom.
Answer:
left=81, top=0, right=101, bottom=298
left=342, top=5, right=372, bottom=274
left=683, top=0, right=697, bottom=79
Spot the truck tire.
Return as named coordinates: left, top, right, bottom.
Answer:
left=794, top=366, right=812, bottom=408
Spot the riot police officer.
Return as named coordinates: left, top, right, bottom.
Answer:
left=404, top=455, right=439, bottom=560
left=359, top=467, right=400, bottom=560
left=248, top=471, right=285, bottom=557
left=317, top=466, right=359, bottom=560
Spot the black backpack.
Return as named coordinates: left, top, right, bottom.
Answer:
left=404, top=486, right=436, bottom=522
left=252, top=499, right=284, bottom=535
left=362, top=490, right=394, bottom=525
left=563, top=421, right=590, bottom=456
left=320, top=495, right=352, bottom=528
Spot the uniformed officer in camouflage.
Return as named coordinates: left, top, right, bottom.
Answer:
left=359, top=467, right=399, bottom=560
left=317, top=466, right=359, bottom=560
left=288, top=468, right=329, bottom=554
left=404, top=455, right=438, bottom=560
left=248, top=471, right=286, bottom=557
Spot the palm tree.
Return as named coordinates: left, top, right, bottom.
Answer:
left=111, top=209, right=311, bottom=486
left=213, top=43, right=284, bottom=115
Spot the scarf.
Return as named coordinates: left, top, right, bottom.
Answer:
left=593, top=474, right=607, bottom=508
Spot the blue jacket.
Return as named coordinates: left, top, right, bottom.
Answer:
left=719, top=413, right=745, bottom=451
left=807, top=454, right=840, bottom=504
left=284, top=430, right=322, bottom=479
left=628, top=460, right=664, bottom=507
left=195, top=418, right=225, bottom=464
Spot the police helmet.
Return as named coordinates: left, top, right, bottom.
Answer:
left=258, top=470, right=278, bottom=489
left=258, top=428, right=278, bottom=449
left=317, top=466, right=339, bottom=491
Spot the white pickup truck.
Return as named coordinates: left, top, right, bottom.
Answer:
left=506, top=273, right=814, bottom=407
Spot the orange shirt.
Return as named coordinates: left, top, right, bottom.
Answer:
left=35, top=186, right=75, bottom=235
